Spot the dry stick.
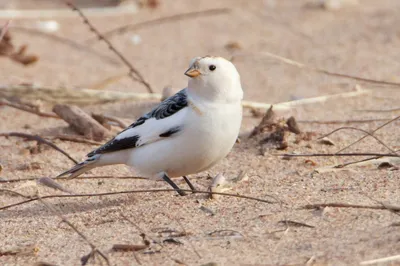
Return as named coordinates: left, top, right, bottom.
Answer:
left=280, top=153, right=400, bottom=158
left=0, top=4, right=138, bottom=19
left=320, top=126, right=398, bottom=155
left=298, top=118, right=390, bottom=124
left=360, top=255, right=400, bottom=265
left=0, top=85, right=161, bottom=104
left=232, top=52, right=400, bottom=87
left=0, top=175, right=146, bottom=183
left=92, top=113, right=129, bottom=129
left=0, top=19, right=11, bottom=43
left=37, top=197, right=110, bottom=266
left=0, top=85, right=368, bottom=111
left=356, top=108, right=400, bottom=112
left=49, top=134, right=103, bottom=145
left=65, top=2, right=154, bottom=93
left=85, top=8, right=231, bottom=43
left=0, top=189, right=30, bottom=198
left=0, top=132, right=78, bottom=164
left=315, top=149, right=400, bottom=170
left=53, top=104, right=110, bottom=141
left=335, top=115, right=400, bottom=154
left=301, top=203, right=400, bottom=212
left=11, top=26, right=120, bottom=65
left=0, top=189, right=279, bottom=211
left=0, top=98, right=60, bottom=119
left=158, top=212, right=201, bottom=259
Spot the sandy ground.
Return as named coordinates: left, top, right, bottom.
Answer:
left=0, top=0, right=400, bottom=265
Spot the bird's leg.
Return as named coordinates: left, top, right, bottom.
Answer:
left=182, top=176, right=196, bottom=193
left=162, top=173, right=186, bottom=196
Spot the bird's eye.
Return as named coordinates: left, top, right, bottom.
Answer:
left=209, top=65, right=216, bottom=71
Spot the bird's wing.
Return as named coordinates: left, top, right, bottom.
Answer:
left=87, top=89, right=188, bottom=157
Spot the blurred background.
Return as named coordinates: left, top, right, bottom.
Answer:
left=1, top=0, right=399, bottom=104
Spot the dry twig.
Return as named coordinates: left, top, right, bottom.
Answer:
left=281, top=153, right=400, bottom=158
left=0, top=98, right=59, bottom=118
left=298, top=119, right=390, bottom=124
left=86, top=8, right=231, bottom=43
left=38, top=197, right=110, bottom=265
left=360, top=255, right=400, bottom=265
left=0, top=132, right=78, bottom=164
left=0, top=85, right=368, bottom=111
left=335, top=115, right=400, bottom=154
left=65, top=1, right=153, bottom=93
left=0, top=175, right=146, bottom=183
left=11, top=26, right=120, bottom=65
left=0, top=189, right=280, bottom=211
left=301, top=203, right=400, bottom=212
left=49, top=134, right=103, bottom=145
left=320, top=126, right=397, bottom=154
left=0, top=20, right=11, bottom=43
left=232, top=52, right=400, bottom=87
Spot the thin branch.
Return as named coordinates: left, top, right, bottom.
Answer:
left=0, top=132, right=78, bottom=164
left=298, top=119, right=390, bottom=124
left=65, top=1, right=154, bottom=93
left=85, top=8, right=231, bottom=43
left=360, top=255, right=400, bottom=265
left=0, top=20, right=11, bottom=43
left=0, top=189, right=30, bottom=198
left=92, top=113, right=129, bottom=129
left=232, top=52, right=400, bottom=87
left=335, top=115, right=400, bottom=154
left=0, top=98, right=59, bottom=119
left=38, top=197, right=110, bottom=265
left=49, top=134, right=103, bottom=145
left=11, top=26, right=120, bottom=65
left=301, top=202, right=400, bottom=212
left=0, top=175, right=146, bottom=183
left=0, top=189, right=280, bottom=211
left=280, top=153, right=400, bottom=158
left=320, top=126, right=397, bottom=154
left=243, top=86, right=369, bottom=111
left=0, top=5, right=138, bottom=19
left=0, top=85, right=368, bottom=111
left=355, top=107, right=400, bottom=113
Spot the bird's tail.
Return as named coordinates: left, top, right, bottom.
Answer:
left=57, top=154, right=101, bottom=179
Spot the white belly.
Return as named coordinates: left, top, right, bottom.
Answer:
left=127, top=103, right=242, bottom=178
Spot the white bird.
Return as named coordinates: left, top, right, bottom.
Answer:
left=58, top=56, right=243, bottom=195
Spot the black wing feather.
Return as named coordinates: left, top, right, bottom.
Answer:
left=87, top=89, right=188, bottom=157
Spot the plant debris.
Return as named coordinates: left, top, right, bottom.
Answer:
left=0, top=29, right=38, bottom=65
left=251, top=106, right=315, bottom=152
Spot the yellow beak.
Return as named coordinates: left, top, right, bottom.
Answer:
left=184, top=68, right=201, bottom=78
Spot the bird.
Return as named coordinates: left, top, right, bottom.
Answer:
left=57, top=56, right=243, bottom=196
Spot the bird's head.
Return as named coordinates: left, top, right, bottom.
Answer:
left=185, top=56, right=243, bottom=103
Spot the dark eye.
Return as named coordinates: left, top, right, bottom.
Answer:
left=209, top=65, right=216, bottom=71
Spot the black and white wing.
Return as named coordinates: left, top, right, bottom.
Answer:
left=87, top=89, right=188, bottom=157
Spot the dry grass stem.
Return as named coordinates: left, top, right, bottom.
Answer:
left=11, top=26, right=120, bottom=65
left=65, top=1, right=154, bottom=93
left=320, top=126, right=397, bottom=154
left=86, top=8, right=231, bottom=43
left=38, top=197, right=110, bottom=265
left=0, top=4, right=138, bottom=19
left=232, top=51, right=400, bottom=87
left=0, top=132, right=78, bottom=164
left=360, top=254, right=400, bottom=265
left=302, top=203, right=400, bottom=212
left=0, top=98, right=59, bottom=118
left=0, top=189, right=280, bottom=211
